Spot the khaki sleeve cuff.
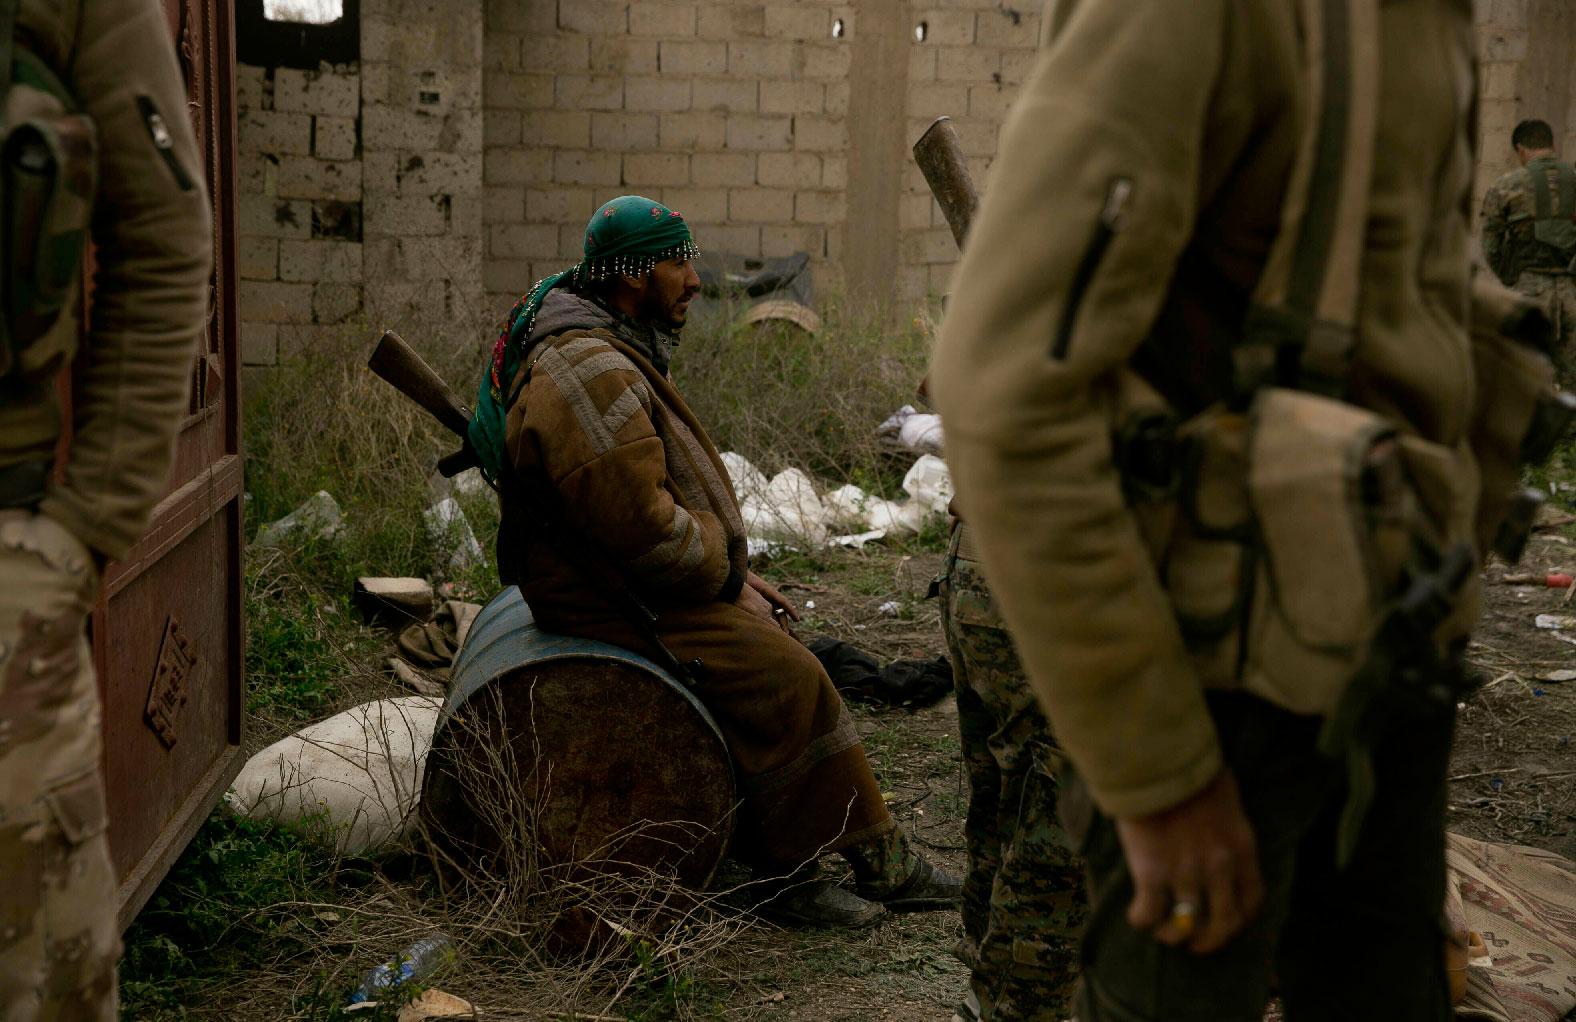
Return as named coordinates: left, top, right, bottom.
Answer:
left=1076, top=725, right=1223, bottom=819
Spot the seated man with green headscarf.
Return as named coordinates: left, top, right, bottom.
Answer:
left=469, top=195, right=960, bottom=927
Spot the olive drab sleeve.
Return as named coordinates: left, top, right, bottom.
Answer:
left=34, top=0, right=213, bottom=560
left=931, top=0, right=1233, bottom=818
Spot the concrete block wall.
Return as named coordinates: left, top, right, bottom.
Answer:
left=479, top=0, right=1044, bottom=312
left=238, top=0, right=485, bottom=370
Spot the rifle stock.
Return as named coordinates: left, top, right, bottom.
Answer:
left=913, top=116, right=979, bottom=250
left=367, top=329, right=481, bottom=477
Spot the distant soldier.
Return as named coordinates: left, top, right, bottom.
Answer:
left=1482, top=119, right=1576, bottom=376
left=1, top=0, right=212, bottom=1017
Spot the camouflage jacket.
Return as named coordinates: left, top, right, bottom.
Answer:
left=1481, top=158, right=1576, bottom=285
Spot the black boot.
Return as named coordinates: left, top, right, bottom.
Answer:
left=866, top=855, right=964, bottom=912
left=753, top=862, right=886, bottom=929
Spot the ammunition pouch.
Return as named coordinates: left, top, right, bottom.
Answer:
left=0, top=48, right=97, bottom=383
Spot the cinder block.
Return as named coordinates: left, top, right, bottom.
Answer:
left=762, top=223, right=825, bottom=258
left=484, top=71, right=557, bottom=110
left=727, top=114, right=793, bottom=151
left=975, top=7, right=1038, bottom=47
left=927, top=261, right=955, bottom=294
left=592, top=37, right=660, bottom=74
left=792, top=115, right=844, bottom=153
left=362, top=106, right=443, bottom=151
left=485, top=108, right=523, bottom=148
left=592, top=112, right=659, bottom=150
left=764, top=6, right=827, bottom=39
left=728, top=187, right=794, bottom=223
left=557, top=222, right=585, bottom=258
left=365, top=193, right=453, bottom=237
left=757, top=152, right=821, bottom=189
left=661, top=187, right=729, bottom=223
left=1000, top=49, right=1038, bottom=84
left=241, top=279, right=314, bottom=324
left=801, top=42, right=852, bottom=80
left=520, top=109, right=593, bottom=148
left=484, top=0, right=557, bottom=35
left=698, top=4, right=763, bottom=38
left=895, top=264, right=929, bottom=303
left=237, top=152, right=276, bottom=196
left=524, top=34, right=591, bottom=72
left=559, top=0, right=629, bottom=34
left=660, top=111, right=726, bottom=149
left=937, top=47, right=1000, bottom=82
left=280, top=239, right=364, bottom=283
left=484, top=258, right=535, bottom=295
left=277, top=156, right=362, bottom=202
left=240, top=110, right=312, bottom=157
left=486, top=185, right=527, bottom=223
left=556, top=75, right=625, bottom=111
left=241, top=322, right=279, bottom=366
left=397, top=152, right=482, bottom=197
left=824, top=82, right=849, bottom=117
left=909, top=47, right=937, bottom=82
left=912, top=9, right=975, bottom=45
left=239, top=237, right=279, bottom=280
left=692, top=152, right=756, bottom=187
left=240, top=196, right=314, bottom=239
left=483, top=147, right=556, bottom=185
left=911, top=82, right=970, bottom=119
left=274, top=67, right=360, bottom=117
left=968, top=83, right=1014, bottom=119
left=312, top=283, right=363, bottom=324
left=761, top=80, right=825, bottom=116
left=490, top=223, right=560, bottom=259
left=236, top=64, right=269, bottom=113
left=899, top=192, right=935, bottom=230
left=820, top=154, right=846, bottom=190
left=794, top=190, right=844, bottom=224
left=526, top=187, right=598, bottom=224
left=554, top=149, right=624, bottom=186
left=727, top=40, right=794, bottom=77
left=903, top=226, right=958, bottom=264
left=699, top=223, right=761, bottom=257
left=315, top=116, right=358, bottom=160
left=690, top=79, right=755, bottom=113
left=625, top=152, right=693, bottom=187
left=624, top=76, right=693, bottom=113
left=485, top=32, right=522, bottom=71
left=659, top=39, right=728, bottom=74
left=629, top=2, right=697, bottom=36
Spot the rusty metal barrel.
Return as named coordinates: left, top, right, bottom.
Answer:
left=420, top=587, right=736, bottom=890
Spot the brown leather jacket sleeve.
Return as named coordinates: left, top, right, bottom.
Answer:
left=29, top=0, right=213, bottom=560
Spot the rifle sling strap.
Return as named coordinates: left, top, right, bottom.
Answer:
left=0, top=0, right=16, bottom=112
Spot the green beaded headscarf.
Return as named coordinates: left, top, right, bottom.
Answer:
left=468, top=195, right=699, bottom=482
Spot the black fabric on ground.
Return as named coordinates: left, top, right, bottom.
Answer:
left=806, top=637, right=954, bottom=708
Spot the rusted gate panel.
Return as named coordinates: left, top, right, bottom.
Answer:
left=78, top=0, right=245, bottom=930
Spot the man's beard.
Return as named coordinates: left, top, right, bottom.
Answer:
left=639, top=287, right=690, bottom=333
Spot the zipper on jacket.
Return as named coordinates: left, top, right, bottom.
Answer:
left=1051, top=176, right=1133, bottom=360
left=136, top=96, right=196, bottom=192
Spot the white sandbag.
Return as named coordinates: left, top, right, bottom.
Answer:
left=746, top=469, right=831, bottom=546
left=424, top=498, right=486, bottom=574
left=256, top=490, right=344, bottom=547
left=720, top=451, right=769, bottom=504
left=823, top=484, right=872, bottom=532
left=225, top=696, right=442, bottom=855
left=876, top=405, right=944, bottom=455
left=902, top=455, right=954, bottom=517
left=865, top=498, right=925, bottom=537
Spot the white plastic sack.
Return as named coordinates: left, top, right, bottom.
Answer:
left=720, top=451, right=769, bottom=505
left=823, top=483, right=872, bottom=532
left=256, top=490, right=344, bottom=547
left=424, top=498, right=486, bottom=574
left=864, top=498, right=925, bottom=537
left=744, top=469, right=831, bottom=546
left=877, top=405, right=944, bottom=455
left=226, top=696, right=442, bottom=855
left=902, top=455, right=954, bottom=517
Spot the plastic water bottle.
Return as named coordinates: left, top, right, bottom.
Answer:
left=348, top=932, right=456, bottom=1004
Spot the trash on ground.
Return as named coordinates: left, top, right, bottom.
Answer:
left=397, top=600, right=483, bottom=682
left=255, top=490, right=344, bottom=547
left=424, top=497, right=486, bottom=574
left=224, top=696, right=441, bottom=854
left=877, top=600, right=901, bottom=617
left=823, top=483, right=874, bottom=531
left=903, top=455, right=954, bottom=516
left=878, top=404, right=944, bottom=455
left=397, top=989, right=476, bottom=1021
left=387, top=657, right=446, bottom=697
left=1538, top=669, right=1576, bottom=683
left=1535, top=505, right=1576, bottom=530
left=1500, top=572, right=1575, bottom=588
left=722, top=451, right=946, bottom=550
left=350, top=933, right=457, bottom=1006
left=830, top=529, right=887, bottom=550
left=808, top=638, right=954, bottom=707
left=721, top=451, right=769, bottom=504
left=354, top=577, right=436, bottom=627
left=1534, top=614, right=1576, bottom=630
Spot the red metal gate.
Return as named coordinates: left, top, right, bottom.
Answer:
left=82, top=0, right=244, bottom=929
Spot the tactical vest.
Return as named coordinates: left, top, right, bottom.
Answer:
left=1527, top=156, right=1576, bottom=260
left=0, top=0, right=96, bottom=383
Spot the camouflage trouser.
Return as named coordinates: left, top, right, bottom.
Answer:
left=939, top=525, right=1083, bottom=1021
left=0, top=510, right=119, bottom=1020
left=1514, top=271, right=1576, bottom=384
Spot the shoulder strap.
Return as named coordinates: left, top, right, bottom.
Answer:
left=1235, top=0, right=1381, bottom=400
left=1560, top=163, right=1576, bottom=220
left=1531, top=159, right=1576, bottom=220
left=0, top=0, right=17, bottom=110
left=1530, top=159, right=1557, bottom=221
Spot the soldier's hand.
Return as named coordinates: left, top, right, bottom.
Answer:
left=1113, top=768, right=1263, bottom=955
left=735, top=582, right=778, bottom=624
left=746, top=571, right=801, bottom=622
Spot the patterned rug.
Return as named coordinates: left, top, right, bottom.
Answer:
left=1449, top=834, right=1576, bottom=1021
